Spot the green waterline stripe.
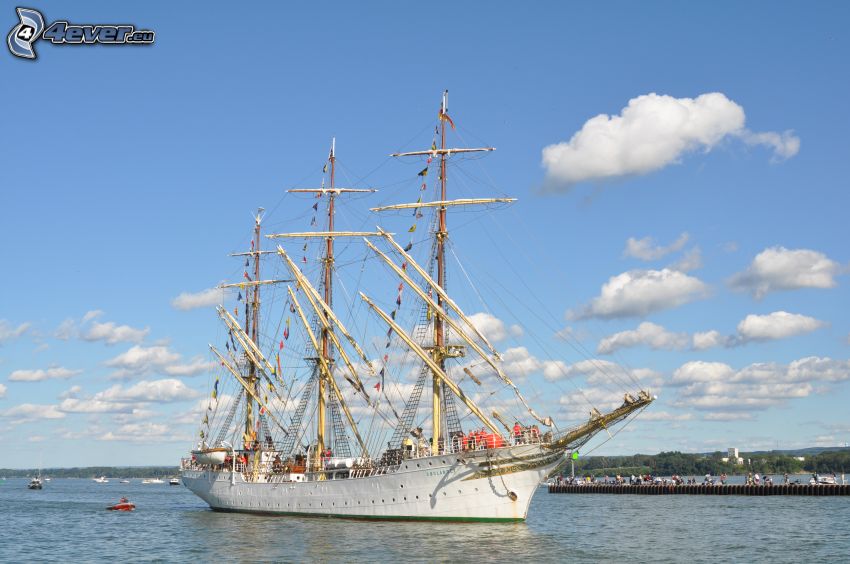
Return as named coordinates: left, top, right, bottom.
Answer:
left=210, top=506, right=524, bottom=523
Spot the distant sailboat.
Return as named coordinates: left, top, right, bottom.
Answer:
left=28, top=460, right=43, bottom=489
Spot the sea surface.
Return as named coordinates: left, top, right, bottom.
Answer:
left=1, top=475, right=848, bottom=563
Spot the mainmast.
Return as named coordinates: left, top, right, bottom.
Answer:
left=319, top=138, right=336, bottom=467
left=246, top=208, right=263, bottom=446
left=389, top=90, right=495, bottom=454
left=432, top=91, right=449, bottom=456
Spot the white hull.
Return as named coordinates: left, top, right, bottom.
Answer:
left=182, top=444, right=564, bottom=521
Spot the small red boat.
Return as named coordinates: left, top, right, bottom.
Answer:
left=107, top=497, right=135, bottom=511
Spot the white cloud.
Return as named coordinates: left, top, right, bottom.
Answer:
left=98, top=422, right=190, bottom=443
left=59, top=385, right=82, bottom=400
left=640, top=411, right=694, bottom=422
left=58, top=397, right=141, bottom=414
left=692, top=330, right=725, bottom=350
left=82, top=310, right=104, bottom=323
left=94, top=379, right=201, bottom=403
left=624, top=233, right=689, bottom=261
left=82, top=321, right=149, bottom=345
left=9, top=366, right=82, bottom=382
left=105, top=345, right=181, bottom=378
left=736, top=311, right=826, bottom=342
left=496, top=346, right=564, bottom=381
left=597, top=322, right=689, bottom=354
left=611, top=312, right=825, bottom=354
left=558, top=387, right=631, bottom=421
left=54, top=318, right=77, bottom=340
left=173, top=395, right=234, bottom=425
left=729, top=246, right=840, bottom=299
left=171, top=288, right=224, bottom=311
left=786, top=356, right=850, bottom=383
left=672, top=357, right=850, bottom=414
left=668, top=247, right=703, bottom=273
left=671, top=361, right=735, bottom=385
left=541, top=92, right=799, bottom=189
left=0, top=383, right=6, bottom=399
left=702, top=412, right=755, bottom=422
left=111, top=408, right=159, bottom=425
left=0, top=320, right=30, bottom=344
left=163, top=358, right=217, bottom=377
left=542, top=358, right=659, bottom=391
left=740, top=130, right=800, bottom=161
left=467, top=312, right=523, bottom=343
left=571, top=268, right=708, bottom=319
left=0, top=403, right=66, bottom=421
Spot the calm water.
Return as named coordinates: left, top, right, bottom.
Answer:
left=1, top=477, right=848, bottom=562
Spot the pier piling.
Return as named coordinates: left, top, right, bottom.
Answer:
left=548, top=483, right=850, bottom=496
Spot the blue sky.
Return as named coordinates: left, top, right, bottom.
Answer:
left=1, top=1, right=849, bottom=468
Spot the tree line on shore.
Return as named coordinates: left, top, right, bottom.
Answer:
left=0, top=466, right=178, bottom=479
left=569, top=450, right=850, bottom=478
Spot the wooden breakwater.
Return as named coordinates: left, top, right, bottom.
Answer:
left=549, top=483, right=850, bottom=496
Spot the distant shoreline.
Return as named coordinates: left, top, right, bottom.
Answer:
left=0, top=466, right=178, bottom=479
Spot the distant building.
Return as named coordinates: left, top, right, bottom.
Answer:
left=794, top=456, right=805, bottom=462
left=727, top=448, right=744, bottom=465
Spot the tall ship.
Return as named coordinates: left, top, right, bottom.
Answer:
left=181, top=92, right=654, bottom=521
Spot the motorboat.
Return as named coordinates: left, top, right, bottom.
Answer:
left=169, top=478, right=180, bottom=486
left=93, top=476, right=109, bottom=483
left=107, top=497, right=135, bottom=511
